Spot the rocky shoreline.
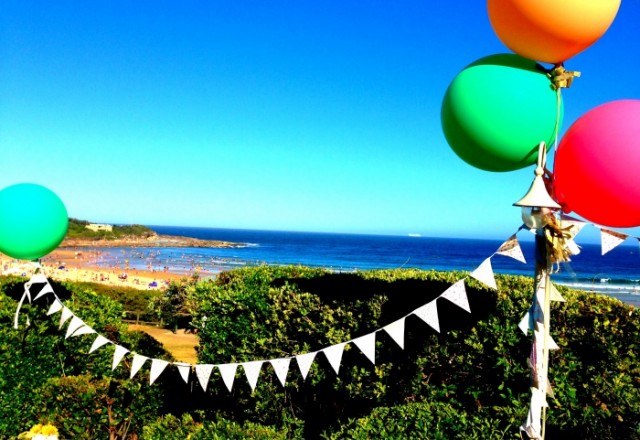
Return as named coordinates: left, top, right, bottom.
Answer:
left=61, top=233, right=246, bottom=249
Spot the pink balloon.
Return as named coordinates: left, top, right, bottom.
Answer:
left=553, top=100, right=640, bottom=228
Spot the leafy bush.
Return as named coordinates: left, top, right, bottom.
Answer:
left=147, top=278, right=197, bottom=331
left=186, top=266, right=640, bottom=439
left=71, top=281, right=161, bottom=323
left=325, top=400, right=520, bottom=440
left=3, top=266, right=639, bottom=439
left=141, top=413, right=290, bottom=440
left=0, top=276, right=170, bottom=439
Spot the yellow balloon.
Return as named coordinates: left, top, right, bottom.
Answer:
left=488, top=0, right=621, bottom=64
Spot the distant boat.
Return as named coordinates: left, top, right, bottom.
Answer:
left=408, top=233, right=422, bottom=237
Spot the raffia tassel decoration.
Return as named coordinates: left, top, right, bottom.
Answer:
left=547, top=64, right=581, bottom=90
left=543, top=214, right=577, bottom=264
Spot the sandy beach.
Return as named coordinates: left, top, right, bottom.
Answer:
left=1, top=248, right=192, bottom=290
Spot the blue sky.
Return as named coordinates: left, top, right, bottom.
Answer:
left=2, top=1, right=639, bottom=241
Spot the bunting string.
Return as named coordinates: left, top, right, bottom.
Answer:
left=5, top=216, right=634, bottom=393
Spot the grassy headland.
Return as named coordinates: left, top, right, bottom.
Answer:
left=62, top=218, right=243, bottom=248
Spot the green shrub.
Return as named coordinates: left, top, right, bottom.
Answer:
left=186, top=266, right=640, bottom=439
left=3, top=266, right=639, bottom=439
left=0, top=276, right=170, bottom=438
left=324, top=400, right=521, bottom=440
left=141, top=413, right=290, bottom=440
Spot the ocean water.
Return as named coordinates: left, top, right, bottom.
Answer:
left=90, top=226, right=640, bottom=306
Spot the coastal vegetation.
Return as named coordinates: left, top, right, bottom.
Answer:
left=66, top=218, right=156, bottom=241
left=1, top=267, right=638, bottom=439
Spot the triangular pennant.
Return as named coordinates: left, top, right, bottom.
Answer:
left=130, top=354, right=149, bottom=379
left=59, top=307, right=73, bottom=329
left=269, top=358, right=291, bottom=387
left=546, top=381, right=555, bottom=398
left=218, top=363, right=238, bottom=392
left=518, top=311, right=535, bottom=335
left=440, top=280, right=471, bottom=313
left=13, top=290, right=30, bottom=329
left=601, top=228, right=628, bottom=255
left=413, top=301, right=440, bottom=333
left=550, top=283, right=565, bottom=302
left=565, top=238, right=581, bottom=256
left=560, top=216, right=586, bottom=237
left=174, top=362, right=191, bottom=384
left=295, top=352, right=317, bottom=380
left=89, top=335, right=111, bottom=353
left=195, top=364, right=215, bottom=391
left=27, top=273, right=48, bottom=286
left=33, top=283, right=55, bottom=301
left=70, top=325, right=96, bottom=338
left=496, top=235, right=527, bottom=264
left=65, top=316, right=86, bottom=339
left=112, top=345, right=129, bottom=371
left=242, top=360, right=264, bottom=392
left=322, top=343, right=346, bottom=374
left=351, top=333, right=376, bottom=365
left=534, top=329, right=560, bottom=351
left=150, top=359, right=169, bottom=384
left=470, top=258, right=498, bottom=290
left=383, top=318, right=405, bottom=349
left=47, top=299, right=63, bottom=315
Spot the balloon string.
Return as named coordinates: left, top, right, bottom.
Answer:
left=546, top=64, right=581, bottom=155
left=554, top=89, right=561, bottom=151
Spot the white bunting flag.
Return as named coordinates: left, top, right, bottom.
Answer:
left=59, top=307, right=74, bottom=329
left=47, top=299, right=63, bottom=316
left=323, top=343, right=347, bottom=374
left=351, top=333, right=376, bottom=365
left=550, top=283, right=565, bottom=302
left=89, top=335, right=111, bottom=353
left=195, top=364, right=215, bottom=391
left=112, top=345, right=129, bottom=371
left=470, top=258, right=498, bottom=290
left=383, top=318, right=405, bottom=350
left=521, top=387, right=548, bottom=438
left=130, top=354, right=148, bottom=379
left=560, top=216, right=586, bottom=238
left=269, top=358, right=291, bottom=387
left=534, top=329, right=560, bottom=351
left=440, top=280, right=471, bottom=313
left=65, top=316, right=86, bottom=339
left=242, top=360, right=264, bottom=392
left=295, top=352, right=317, bottom=380
left=150, top=359, right=169, bottom=384
left=33, top=283, right=54, bottom=301
left=70, top=325, right=96, bottom=338
left=174, top=362, right=192, bottom=384
left=413, top=301, right=440, bottom=333
left=518, top=311, right=535, bottom=335
left=27, top=273, right=48, bottom=286
left=601, top=228, right=628, bottom=255
left=567, top=239, right=581, bottom=256
left=218, top=363, right=239, bottom=392
left=496, top=235, right=527, bottom=264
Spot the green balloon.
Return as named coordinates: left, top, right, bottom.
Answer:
left=441, top=54, right=563, bottom=172
left=0, top=183, right=68, bottom=260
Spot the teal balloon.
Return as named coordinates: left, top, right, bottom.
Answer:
left=441, top=54, right=563, bottom=172
left=0, top=183, right=68, bottom=260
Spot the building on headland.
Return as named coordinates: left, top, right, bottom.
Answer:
left=86, top=223, right=113, bottom=232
